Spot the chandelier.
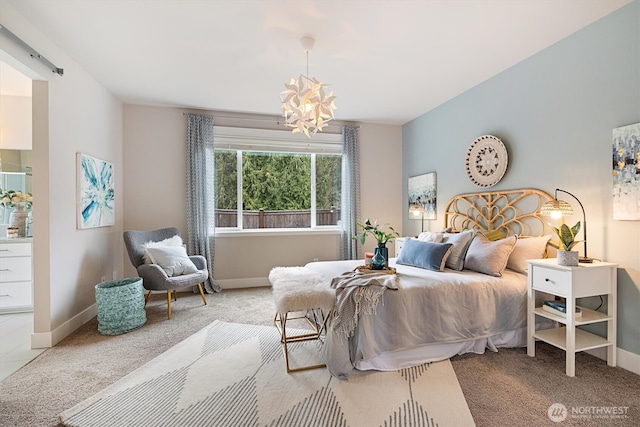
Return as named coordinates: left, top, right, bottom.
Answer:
left=281, top=36, right=336, bottom=137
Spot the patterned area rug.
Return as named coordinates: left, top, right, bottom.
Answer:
left=59, top=320, right=475, bottom=427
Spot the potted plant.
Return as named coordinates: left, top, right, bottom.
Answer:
left=354, top=219, right=399, bottom=269
left=551, top=221, right=581, bottom=266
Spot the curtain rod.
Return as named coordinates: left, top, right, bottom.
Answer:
left=0, top=24, right=64, bottom=76
left=181, top=112, right=359, bottom=128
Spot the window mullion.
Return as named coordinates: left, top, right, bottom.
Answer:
left=237, top=150, right=243, bottom=229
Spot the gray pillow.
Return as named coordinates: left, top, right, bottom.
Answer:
left=396, top=238, right=453, bottom=272
left=464, top=234, right=518, bottom=277
left=441, top=230, right=475, bottom=271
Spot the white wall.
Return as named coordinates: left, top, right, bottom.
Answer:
left=0, top=95, right=32, bottom=149
left=1, top=0, right=124, bottom=346
left=123, top=105, right=402, bottom=285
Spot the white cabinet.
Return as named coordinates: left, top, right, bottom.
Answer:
left=394, top=237, right=406, bottom=257
left=0, top=239, right=33, bottom=313
left=527, top=258, right=617, bottom=377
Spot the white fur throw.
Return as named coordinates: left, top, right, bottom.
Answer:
left=269, top=267, right=336, bottom=314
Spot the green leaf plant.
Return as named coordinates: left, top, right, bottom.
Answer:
left=551, top=221, right=581, bottom=252
left=353, top=218, right=399, bottom=246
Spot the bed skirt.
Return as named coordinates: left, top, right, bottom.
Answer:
left=347, top=319, right=555, bottom=375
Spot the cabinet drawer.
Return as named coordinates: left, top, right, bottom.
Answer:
left=0, top=281, right=32, bottom=308
left=0, top=243, right=32, bottom=257
left=0, top=257, right=32, bottom=282
left=531, top=266, right=570, bottom=296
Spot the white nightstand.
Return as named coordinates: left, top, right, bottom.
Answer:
left=526, top=258, right=617, bottom=377
left=394, top=237, right=406, bottom=257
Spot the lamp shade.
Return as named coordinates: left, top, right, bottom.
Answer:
left=540, top=199, right=574, bottom=218
left=409, top=204, right=425, bottom=216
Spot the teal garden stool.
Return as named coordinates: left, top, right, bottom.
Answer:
left=95, top=277, right=147, bottom=335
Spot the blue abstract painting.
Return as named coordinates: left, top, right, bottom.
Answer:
left=77, top=153, right=114, bottom=229
left=612, top=123, right=640, bottom=220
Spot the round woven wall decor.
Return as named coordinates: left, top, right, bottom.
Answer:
left=465, top=135, right=508, bottom=187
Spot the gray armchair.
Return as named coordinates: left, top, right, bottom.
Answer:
left=123, top=227, right=208, bottom=319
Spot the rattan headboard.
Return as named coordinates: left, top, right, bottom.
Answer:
left=443, top=188, right=554, bottom=238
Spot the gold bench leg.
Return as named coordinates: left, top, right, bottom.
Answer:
left=274, top=310, right=327, bottom=373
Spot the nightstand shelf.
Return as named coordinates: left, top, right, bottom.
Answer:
left=533, top=327, right=612, bottom=353
left=527, top=258, right=617, bottom=377
left=532, top=306, right=612, bottom=326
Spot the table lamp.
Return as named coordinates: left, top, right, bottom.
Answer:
left=540, top=188, right=592, bottom=263
left=409, top=204, right=425, bottom=232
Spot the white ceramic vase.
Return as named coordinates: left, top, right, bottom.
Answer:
left=557, top=250, right=579, bottom=266
left=9, top=204, right=29, bottom=237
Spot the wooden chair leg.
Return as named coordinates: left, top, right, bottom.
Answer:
left=144, top=290, right=152, bottom=305
left=167, top=291, right=172, bottom=319
left=197, top=283, right=207, bottom=305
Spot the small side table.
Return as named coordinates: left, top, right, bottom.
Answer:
left=526, top=258, right=617, bottom=377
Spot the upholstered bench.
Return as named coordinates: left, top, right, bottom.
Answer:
left=269, top=266, right=336, bottom=373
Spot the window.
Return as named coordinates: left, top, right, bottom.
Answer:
left=213, top=127, right=342, bottom=230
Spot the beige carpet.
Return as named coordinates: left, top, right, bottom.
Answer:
left=0, top=288, right=638, bottom=426
left=59, top=320, right=474, bottom=427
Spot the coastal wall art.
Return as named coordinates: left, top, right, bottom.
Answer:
left=77, top=153, right=114, bottom=229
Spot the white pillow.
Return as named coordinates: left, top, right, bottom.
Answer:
left=142, top=235, right=184, bottom=264
left=416, top=231, right=444, bottom=243
left=507, top=235, right=552, bottom=274
left=441, top=230, right=475, bottom=271
left=464, top=234, right=517, bottom=277
left=144, top=245, right=198, bottom=277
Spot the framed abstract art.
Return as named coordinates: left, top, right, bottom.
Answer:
left=612, top=123, right=640, bottom=220
left=77, top=153, right=115, bottom=229
left=408, top=172, right=437, bottom=220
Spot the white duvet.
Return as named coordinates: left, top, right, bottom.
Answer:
left=305, top=258, right=529, bottom=379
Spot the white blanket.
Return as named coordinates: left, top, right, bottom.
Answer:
left=329, top=270, right=398, bottom=341
left=306, top=258, right=528, bottom=379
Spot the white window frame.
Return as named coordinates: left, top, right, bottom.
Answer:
left=213, top=127, right=342, bottom=234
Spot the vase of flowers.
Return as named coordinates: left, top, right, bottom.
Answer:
left=354, top=219, right=399, bottom=269
left=1, top=190, right=33, bottom=238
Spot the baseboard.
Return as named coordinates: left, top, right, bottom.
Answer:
left=216, top=277, right=270, bottom=289
left=586, top=346, right=640, bottom=376
left=31, top=303, right=97, bottom=349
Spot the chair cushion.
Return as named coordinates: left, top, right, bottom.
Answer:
left=144, top=245, right=198, bottom=277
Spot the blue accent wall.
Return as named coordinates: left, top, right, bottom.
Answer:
left=403, top=1, right=640, bottom=355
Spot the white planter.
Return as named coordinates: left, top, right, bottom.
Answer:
left=557, top=250, right=579, bottom=266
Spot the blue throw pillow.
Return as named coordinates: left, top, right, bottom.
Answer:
left=396, top=238, right=454, bottom=272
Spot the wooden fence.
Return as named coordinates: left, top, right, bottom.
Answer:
left=216, top=208, right=339, bottom=228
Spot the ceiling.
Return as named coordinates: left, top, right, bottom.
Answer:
left=4, top=0, right=632, bottom=125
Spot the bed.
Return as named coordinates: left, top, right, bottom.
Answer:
left=305, top=188, right=556, bottom=379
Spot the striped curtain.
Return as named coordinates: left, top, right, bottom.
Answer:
left=340, top=125, right=361, bottom=260
left=186, top=114, right=221, bottom=293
